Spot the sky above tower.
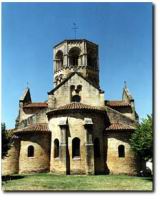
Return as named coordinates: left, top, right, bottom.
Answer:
left=2, top=2, right=152, bottom=128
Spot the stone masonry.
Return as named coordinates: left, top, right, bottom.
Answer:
left=2, top=39, right=139, bottom=175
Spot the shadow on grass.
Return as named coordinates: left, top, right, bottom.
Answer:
left=141, top=176, right=153, bottom=181
left=2, top=175, right=25, bottom=182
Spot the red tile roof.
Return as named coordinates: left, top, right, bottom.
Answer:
left=105, top=100, right=131, bottom=107
left=23, top=102, right=48, bottom=108
left=106, top=123, right=135, bottom=131
left=47, top=102, right=105, bottom=115
left=14, top=123, right=50, bottom=133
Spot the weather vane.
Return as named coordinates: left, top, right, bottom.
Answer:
left=72, top=23, right=79, bottom=39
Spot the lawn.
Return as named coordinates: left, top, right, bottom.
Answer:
left=2, top=173, right=153, bottom=191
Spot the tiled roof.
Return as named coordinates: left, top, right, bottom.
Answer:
left=47, top=102, right=105, bottom=115
left=14, top=123, right=50, bottom=133
left=23, top=102, right=48, bottom=108
left=106, top=123, right=135, bottom=131
left=105, top=100, right=131, bottom=107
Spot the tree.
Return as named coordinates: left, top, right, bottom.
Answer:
left=130, top=115, right=153, bottom=161
left=1, top=123, right=12, bottom=159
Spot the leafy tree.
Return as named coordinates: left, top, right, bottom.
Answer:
left=1, top=123, right=12, bottom=159
left=130, top=115, right=153, bottom=161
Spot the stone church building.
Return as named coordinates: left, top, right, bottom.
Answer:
left=2, top=39, right=140, bottom=175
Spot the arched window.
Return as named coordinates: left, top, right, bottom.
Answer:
left=71, top=95, right=81, bottom=102
left=70, top=85, right=82, bottom=102
left=69, top=47, right=80, bottom=66
left=54, top=139, right=59, bottom=158
left=28, top=145, right=34, bottom=157
left=94, top=138, right=100, bottom=158
left=55, top=50, right=63, bottom=71
left=118, top=145, right=125, bottom=157
left=76, top=85, right=82, bottom=92
left=70, top=85, right=75, bottom=91
left=72, top=137, right=80, bottom=158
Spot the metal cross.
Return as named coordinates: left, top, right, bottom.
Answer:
left=72, top=23, right=79, bottom=39
left=124, top=81, right=127, bottom=88
left=27, top=81, right=29, bottom=88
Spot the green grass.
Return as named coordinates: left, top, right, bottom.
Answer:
left=2, top=173, right=153, bottom=191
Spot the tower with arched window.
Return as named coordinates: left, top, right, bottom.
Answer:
left=53, top=39, right=99, bottom=88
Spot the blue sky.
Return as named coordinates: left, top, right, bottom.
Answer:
left=2, top=2, right=152, bottom=128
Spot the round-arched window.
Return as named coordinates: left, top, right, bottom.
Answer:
left=71, top=95, right=81, bottom=102
left=27, top=145, right=34, bottom=157
left=72, top=137, right=80, bottom=158
left=118, top=145, right=125, bottom=157
left=55, top=50, right=63, bottom=71
left=69, top=47, right=81, bottom=66
left=54, top=139, right=59, bottom=158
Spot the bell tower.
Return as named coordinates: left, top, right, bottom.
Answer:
left=53, top=39, right=99, bottom=88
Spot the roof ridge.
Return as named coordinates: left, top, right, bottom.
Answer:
left=54, top=102, right=105, bottom=110
left=23, top=102, right=48, bottom=108
left=47, top=102, right=105, bottom=116
left=26, top=102, right=48, bottom=103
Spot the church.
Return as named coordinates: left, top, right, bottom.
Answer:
left=2, top=39, right=140, bottom=175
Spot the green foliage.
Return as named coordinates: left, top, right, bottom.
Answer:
left=130, top=115, right=153, bottom=161
left=1, top=123, right=13, bottom=159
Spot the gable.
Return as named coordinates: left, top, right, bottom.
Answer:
left=48, top=73, right=105, bottom=108
left=48, top=72, right=103, bottom=95
left=20, top=87, right=32, bottom=103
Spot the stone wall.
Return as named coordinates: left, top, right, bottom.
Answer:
left=49, top=111, right=107, bottom=175
left=18, top=132, right=51, bottom=174
left=18, top=104, right=48, bottom=126
left=106, top=132, right=139, bottom=175
left=2, top=140, right=20, bottom=175
left=49, top=73, right=104, bottom=109
left=18, top=103, right=33, bottom=122
left=18, top=109, right=48, bottom=129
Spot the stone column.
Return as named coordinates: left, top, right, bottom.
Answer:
left=59, top=117, right=68, bottom=174
left=82, top=54, right=87, bottom=66
left=63, top=54, right=68, bottom=67
left=84, top=118, right=94, bottom=175
left=63, top=43, right=68, bottom=67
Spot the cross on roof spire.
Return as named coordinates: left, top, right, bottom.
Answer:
left=72, top=23, right=79, bottom=39
left=124, top=81, right=127, bottom=89
left=27, top=81, right=29, bottom=88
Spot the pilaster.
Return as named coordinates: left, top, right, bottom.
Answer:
left=84, top=118, right=94, bottom=175
left=59, top=117, right=68, bottom=175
